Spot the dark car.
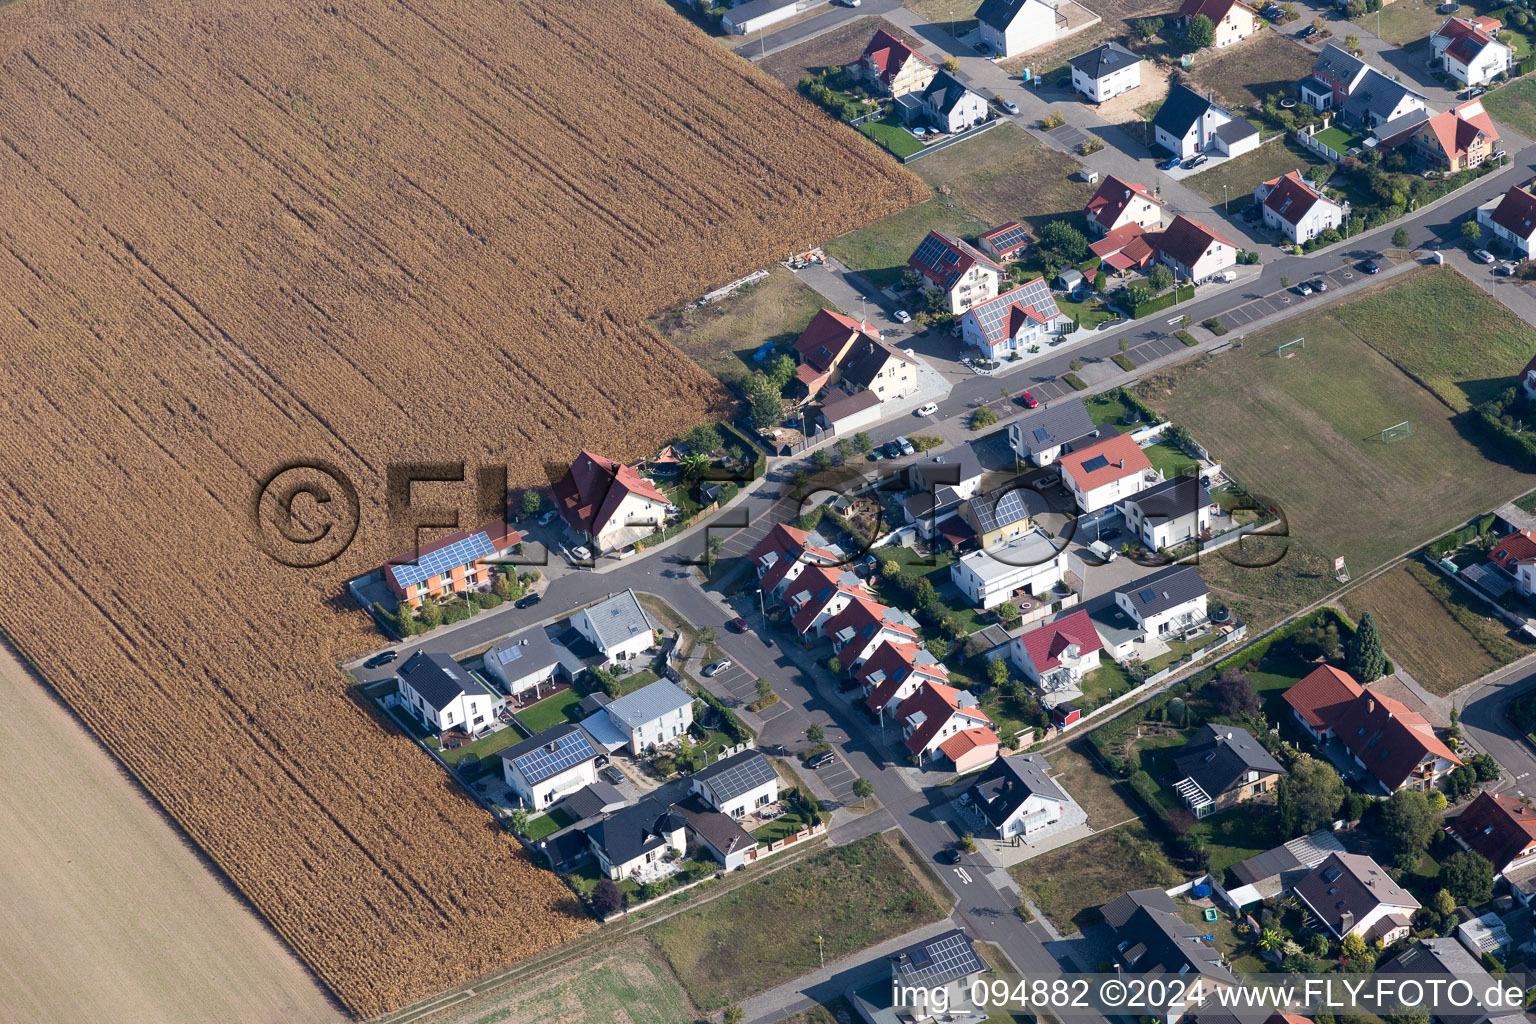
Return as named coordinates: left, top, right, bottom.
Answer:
left=1182, top=154, right=1208, bottom=169
left=515, top=593, right=541, bottom=609
left=1158, top=155, right=1181, bottom=170
left=1298, top=24, right=1316, bottom=38
left=1359, top=259, right=1380, bottom=275
left=728, top=616, right=749, bottom=633
left=365, top=650, right=398, bottom=669
left=937, top=848, right=961, bottom=864
left=808, top=750, right=838, bottom=769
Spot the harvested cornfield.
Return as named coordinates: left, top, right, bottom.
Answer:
left=0, top=0, right=925, bottom=1016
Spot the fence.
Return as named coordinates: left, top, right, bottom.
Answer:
left=1142, top=623, right=1248, bottom=685
left=901, top=118, right=999, bottom=163
left=767, top=821, right=827, bottom=852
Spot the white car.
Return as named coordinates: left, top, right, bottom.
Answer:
left=893, top=309, right=912, bottom=323
left=570, top=544, right=592, bottom=560
left=916, top=402, right=938, bottom=417
left=704, top=659, right=732, bottom=677
left=1473, top=248, right=1496, bottom=264
left=538, top=509, right=559, bottom=526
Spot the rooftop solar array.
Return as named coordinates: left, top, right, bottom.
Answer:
left=496, top=645, right=524, bottom=666
left=694, top=750, right=778, bottom=803
left=389, top=530, right=497, bottom=589
left=1032, top=426, right=1051, bottom=443
left=1138, top=588, right=1157, bottom=604
left=983, top=222, right=1029, bottom=253
left=892, top=930, right=985, bottom=986
left=965, top=278, right=1059, bottom=346
left=513, top=728, right=598, bottom=785
left=1081, top=455, right=1110, bottom=473
left=972, top=486, right=1032, bottom=533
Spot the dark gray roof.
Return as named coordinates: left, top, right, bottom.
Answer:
left=1342, top=69, right=1425, bottom=125
left=1124, top=475, right=1210, bottom=522
left=1380, top=938, right=1505, bottom=1024
left=580, top=589, right=656, bottom=652
left=674, top=794, right=755, bottom=859
left=920, top=70, right=977, bottom=116
left=485, top=627, right=585, bottom=682
left=1114, top=564, right=1208, bottom=618
left=1229, top=829, right=1346, bottom=887
left=840, top=337, right=913, bottom=391
left=554, top=781, right=626, bottom=823
left=724, top=0, right=799, bottom=23
left=1011, top=399, right=1099, bottom=458
left=1294, top=852, right=1419, bottom=937
left=1069, top=41, right=1141, bottom=81
left=1172, top=724, right=1285, bottom=800
left=1153, top=85, right=1215, bottom=141
left=1311, top=43, right=1367, bottom=86
left=887, top=928, right=985, bottom=987
left=976, top=0, right=1029, bottom=31
left=912, top=447, right=986, bottom=492
left=1103, top=889, right=1237, bottom=986
left=692, top=749, right=778, bottom=803
left=968, top=753, right=1066, bottom=829
left=585, top=797, right=686, bottom=866
left=1370, top=109, right=1430, bottom=144
left=498, top=723, right=601, bottom=785
left=966, top=483, right=1042, bottom=535
left=1213, top=118, right=1257, bottom=145
left=904, top=488, right=963, bottom=524
left=604, top=679, right=694, bottom=730
left=397, top=651, right=491, bottom=712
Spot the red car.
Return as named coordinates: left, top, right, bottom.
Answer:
left=1018, top=392, right=1039, bottom=409
left=728, top=617, right=749, bottom=633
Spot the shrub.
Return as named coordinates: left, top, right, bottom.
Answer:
left=1113, top=354, right=1136, bottom=371
left=1186, top=13, right=1215, bottom=48
left=1202, top=318, right=1228, bottom=336
left=1063, top=373, right=1088, bottom=390
left=970, top=406, right=999, bottom=429
left=1175, top=330, right=1198, bottom=346
left=1080, top=136, right=1104, bottom=155
left=1041, top=110, right=1066, bottom=130
left=590, top=879, right=623, bottom=918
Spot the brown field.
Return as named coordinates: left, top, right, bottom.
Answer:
left=1183, top=32, right=1319, bottom=111
left=912, top=122, right=1093, bottom=231
left=758, top=17, right=923, bottom=88
left=0, top=646, right=346, bottom=1024
left=0, top=0, right=924, bottom=1016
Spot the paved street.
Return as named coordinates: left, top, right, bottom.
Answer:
left=1457, top=655, right=1536, bottom=797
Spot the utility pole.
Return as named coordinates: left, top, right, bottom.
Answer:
left=1223, top=183, right=1228, bottom=213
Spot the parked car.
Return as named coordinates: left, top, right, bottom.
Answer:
left=1469, top=86, right=1487, bottom=99
left=1298, top=24, right=1316, bottom=38
left=1358, top=259, right=1380, bottom=275
left=882, top=440, right=903, bottom=458
left=1499, top=261, right=1519, bottom=277
left=515, top=593, right=541, bottom=609
left=1158, top=155, right=1181, bottom=170
left=570, top=544, right=593, bottom=560
left=1018, top=391, right=1039, bottom=408
left=895, top=435, right=916, bottom=456
left=1182, top=154, right=1208, bottom=169
left=1473, top=248, right=1496, bottom=264
left=916, top=402, right=939, bottom=416
left=937, top=848, right=961, bottom=864
left=1312, top=279, right=1329, bottom=292
left=704, top=659, right=732, bottom=677
left=727, top=617, right=749, bottom=633
left=598, top=765, right=624, bottom=786
left=538, top=509, right=559, bottom=526
left=995, top=96, right=1019, bottom=115
left=808, top=750, right=838, bottom=769
left=365, top=650, right=398, bottom=669
left=893, top=309, right=912, bottom=323
left=1294, top=282, right=1313, bottom=296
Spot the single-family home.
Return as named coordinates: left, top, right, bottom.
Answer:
left=783, top=565, right=868, bottom=638
left=950, top=528, right=1070, bottom=610
left=861, top=640, right=952, bottom=717
left=395, top=651, right=497, bottom=735
left=749, top=521, right=844, bottom=598
left=958, top=278, right=1071, bottom=360
left=602, top=679, right=695, bottom=755
left=1112, top=563, right=1209, bottom=636
left=903, top=486, right=965, bottom=542
left=571, top=589, right=656, bottom=665
left=672, top=794, right=757, bottom=872
left=1153, top=214, right=1239, bottom=283
left=1431, top=16, right=1511, bottom=87
left=385, top=519, right=521, bottom=609
left=1449, top=791, right=1536, bottom=876
left=1006, top=398, right=1100, bottom=466
left=887, top=930, right=988, bottom=1023
left=1281, top=664, right=1366, bottom=743
left=1171, top=723, right=1286, bottom=818
left=1411, top=99, right=1500, bottom=172
left=910, top=447, right=989, bottom=501
left=1342, top=69, right=1428, bottom=130
left=585, top=797, right=688, bottom=879
left=1225, top=830, right=1349, bottom=907
left=839, top=334, right=920, bottom=402
left=1294, top=852, right=1420, bottom=944
left=1299, top=44, right=1371, bottom=111
left=690, top=749, right=779, bottom=818
left=1090, top=223, right=1158, bottom=276
left=1058, top=432, right=1159, bottom=513
left=855, top=28, right=938, bottom=97
left=1379, top=937, right=1526, bottom=1024
left=977, top=0, right=1064, bottom=58
left=553, top=451, right=674, bottom=555
left=792, top=308, right=883, bottom=400
left=898, top=680, right=998, bottom=766
left=483, top=628, right=585, bottom=701
left=916, top=71, right=989, bottom=134
left=908, top=230, right=1003, bottom=315
left=1069, top=41, right=1142, bottom=103
left=1102, top=889, right=1237, bottom=1000
left=1490, top=527, right=1536, bottom=595
left=1009, top=608, right=1102, bottom=685
left=1118, top=475, right=1211, bottom=551
left=721, top=0, right=809, bottom=34
left=826, top=597, right=921, bottom=669
left=1153, top=85, right=1258, bottom=159
left=1179, top=0, right=1259, bottom=48
left=1478, top=186, right=1536, bottom=258
left=497, top=722, right=601, bottom=810
left=961, top=485, right=1040, bottom=552
left=963, top=753, right=1067, bottom=838
left=1085, top=176, right=1165, bottom=238
left=977, top=221, right=1031, bottom=263
left=1257, top=170, right=1345, bottom=244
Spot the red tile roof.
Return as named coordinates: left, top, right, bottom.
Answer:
left=1491, top=529, right=1536, bottom=570
left=1451, top=791, right=1536, bottom=870
left=939, top=726, right=1000, bottom=762
left=553, top=451, right=670, bottom=539
left=1489, top=186, right=1536, bottom=242
left=1284, top=664, right=1364, bottom=731
left=1154, top=215, right=1237, bottom=271
left=784, top=565, right=862, bottom=634
left=1332, top=686, right=1462, bottom=791
left=860, top=29, right=935, bottom=87
left=899, top=681, right=993, bottom=755
left=1016, top=609, right=1103, bottom=675
left=384, top=518, right=520, bottom=593
left=751, top=522, right=842, bottom=593
left=1179, top=0, right=1254, bottom=23
left=794, top=308, right=879, bottom=374
left=1085, top=176, right=1162, bottom=232
left=861, top=640, right=951, bottom=713
left=1058, top=433, right=1153, bottom=492
left=825, top=597, right=917, bottom=657
left=1420, top=100, right=1499, bottom=165
left=1089, top=222, right=1149, bottom=259
left=908, top=230, right=1000, bottom=291
left=1262, top=170, right=1337, bottom=227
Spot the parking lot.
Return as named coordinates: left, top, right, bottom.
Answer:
left=702, top=658, right=794, bottom=726
left=1217, top=257, right=1384, bottom=331
left=1045, top=122, right=1095, bottom=154
left=808, top=747, right=861, bottom=806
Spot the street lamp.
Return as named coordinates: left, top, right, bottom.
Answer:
left=1223, top=183, right=1229, bottom=213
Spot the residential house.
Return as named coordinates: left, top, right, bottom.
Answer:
left=887, top=930, right=988, bottom=1023
left=1153, top=85, right=1259, bottom=159
left=1490, top=527, right=1536, bottom=595
left=1281, top=664, right=1366, bottom=742
left=1069, top=41, right=1143, bottom=102
left=483, top=628, right=585, bottom=700
left=908, top=230, right=1002, bottom=315
left=1102, top=889, right=1237, bottom=1002
left=1225, top=830, right=1349, bottom=907
left=1119, top=475, right=1211, bottom=551
left=1257, top=170, right=1345, bottom=244
left=939, top=725, right=1002, bottom=774
left=1008, top=608, right=1103, bottom=686
left=1411, top=99, right=1500, bottom=172
left=898, top=681, right=999, bottom=766
left=551, top=780, right=626, bottom=825
left=1058, top=432, right=1159, bottom=513
left=958, top=278, right=1072, bottom=361
left=1380, top=937, right=1528, bottom=1024
left=553, top=451, right=673, bottom=555
left=1171, top=724, right=1286, bottom=818
left=585, top=797, right=688, bottom=880
left=1478, top=185, right=1536, bottom=258
left=749, top=521, right=843, bottom=599
left=838, top=334, right=919, bottom=403
left=602, top=679, right=695, bottom=756
left=1179, top=0, right=1259, bottom=48
left=1300, top=45, right=1370, bottom=110
left=1449, top=791, right=1536, bottom=875
left=855, top=28, right=938, bottom=97
left=1431, top=17, right=1511, bottom=87
left=783, top=565, right=867, bottom=639
left=910, top=447, right=989, bottom=501
left=819, top=388, right=883, bottom=434
left=1006, top=398, right=1101, bottom=466
left=977, top=221, right=1031, bottom=262
left=1342, top=69, right=1428, bottom=130
left=1112, top=563, right=1209, bottom=636
left=1294, top=852, right=1420, bottom=944
left=672, top=794, right=757, bottom=872
left=1090, top=223, right=1159, bottom=276
left=1153, top=214, right=1239, bottom=283
left=950, top=528, right=1070, bottom=610
left=903, top=486, right=965, bottom=542
left=1085, top=176, right=1165, bottom=237
left=385, top=519, right=521, bottom=610
left=961, top=483, right=1039, bottom=550
left=826, top=597, right=921, bottom=669
left=689, top=749, right=779, bottom=818
left=395, top=651, right=496, bottom=735
left=792, top=308, right=883, bottom=401
left=571, top=589, right=656, bottom=665
left=497, top=723, right=601, bottom=810
left=861, top=640, right=953, bottom=717
left=722, top=0, right=809, bottom=34
left=963, top=753, right=1067, bottom=838
left=977, top=0, right=1065, bottom=58
left=916, top=71, right=989, bottom=133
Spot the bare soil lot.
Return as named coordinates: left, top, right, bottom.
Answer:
left=1183, top=31, right=1320, bottom=110
left=654, top=268, right=828, bottom=383
left=912, top=122, right=1093, bottom=230
left=759, top=17, right=924, bottom=88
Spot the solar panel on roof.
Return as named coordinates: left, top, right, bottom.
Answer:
left=389, top=530, right=498, bottom=589
left=1081, top=455, right=1110, bottom=473
left=895, top=932, right=984, bottom=986
left=497, top=646, right=523, bottom=665
left=1137, top=588, right=1157, bottom=603
left=515, top=729, right=597, bottom=785
left=1032, top=426, right=1050, bottom=443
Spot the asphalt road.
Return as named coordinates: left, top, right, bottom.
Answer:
left=1456, top=656, right=1536, bottom=797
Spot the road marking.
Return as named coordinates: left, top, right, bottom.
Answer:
left=954, top=867, right=973, bottom=884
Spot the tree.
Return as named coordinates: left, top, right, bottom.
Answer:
left=1277, top=753, right=1346, bottom=834
left=1341, top=931, right=1371, bottom=963
left=1440, top=851, right=1495, bottom=906
left=507, top=807, right=529, bottom=835
left=756, top=677, right=773, bottom=700
left=960, top=832, right=977, bottom=853
left=679, top=452, right=711, bottom=480
left=1135, top=15, right=1163, bottom=39
left=811, top=448, right=833, bottom=472
left=1119, top=337, right=1130, bottom=355
left=1311, top=15, right=1325, bottom=32
left=854, top=431, right=874, bottom=454
left=1039, top=220, right=1089, bottom=262
left=1125, top=282, right=1152, bottom=308
left=853, top=777, right=874, bottom=799
left=1462, top=220, right=1482, bottom=242
left=767, top=354, right=796, bottom=394
left=942, top=56, right=959, bottom=72
left=591, top=879, right=624, bottom=917
left=1381, top=788, right=1438, bottom=865
left=493, top=572, right=515, bottom=601
left=1258, top=927, right=1285, bottom=952
left=807, top=723, right=825, bottom=745
left=1186, top=13, right=1216, bottom=48
left=1148, top=263, right=1174, bottom=292
left=1471, top=753, right=1501, bottom=782
left=1094, top=270, right=1108, bottom=291
left=417, top=599, right=443, bottom=630
left=696, top=625, right=719, bottom=648
left=1213, top=668, right=1262, bottom=718
left=1427, top=790, right=1447, bottom=811
left=826, top=656, right=842, bottom=676
left=724, top=1007, right=746, bottom=1024
left=684, top=423, right=724, bottom=455
left=519, top=489, right=543, bottom=518
left=1346, top=611, right=1386, bottom=681
left=836, top=437, right=855, bottom=463
left=997, top=601, right=1020, bottom=623
left=1343, top=32, right=1360, bottom=53
left=1392, top=227, right=1412, bottom=248
left=987, top=656, right=1010, bottom=689
left=1432, top=889, right=1457, bottom=917
left=1069, top=357, right=1084, bottom=371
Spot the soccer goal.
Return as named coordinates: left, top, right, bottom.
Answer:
left=1379, top=421, right=1412, bottom=443
left=1276, top=337, right=1304, bottom=358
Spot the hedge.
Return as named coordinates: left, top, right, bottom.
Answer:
left=1202, top=318, right=1228, bottom=336
left=695, top=686, right=752, bottom=744
left=1129, top=284, right=1195, bottom=319
left=1115, top=385, right=1161, bottom=425
left=1175, top=330, right=1198, bottom=346
left=1112, top=353, right=1136, bottom=371
left=1063, top=373, right=1088, bottom=390
left=1428, top=513, right=1499, bottom=557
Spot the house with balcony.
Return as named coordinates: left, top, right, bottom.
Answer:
left=782, top=565, right=868, bottom=639
left=395, top=650, right=498, bottom=736
left=950, top=528, right=1069, bottom=610
left=908, top=230, right=1002, bottom=315
left=553, top=451, right=674, bottom=555
left=1085, top=176, right=1165, bottom=238
left=1008, top=608, right=1103, bottom=686
left=897, top=681, right=998, bottom=768
left=1449, top=791, right=1536, bottom=876
left=957, top=278, right=1071, bottom=361
left=854, top=28, right=938, bottom=97
left=1058, top=432, right=1159, bottom=513
left=1170, top=724, right=1286, bottom=818
left=1294, top=852, right=1420, bottom=944
left=1006, top=398, right=1101, bottom=467
left=1111, top=564, right=1209, bottom=637
left=1256, top=170, right=1345, bottom=245
left=1409, top=100, right=1499, bottom=173
left=749, top=521, right=844, bottom=599
left=1152, top=215, right=1239, bottom=283
left=1118, top=475, right=1211, bottom=551
left=826, top=597, right=921, bottom=669
left=791, top=308, right=884, bottom=401
left=962, top=753, right=1067, bottom=838
left=861, top=640, right=952, bottom=717
left=1431, top=16, right=1510, bottom=87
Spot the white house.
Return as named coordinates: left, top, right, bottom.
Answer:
left=1084, top=176, right=1165, bottom=238
left=1179, top=0, right=1259, bottom=48
left=586, top=798, right=688, bottom=880
left=887, top=930, right=989, bottom=1024
left=395, top=651, right=497, bottom=735
left=1294, top=853, right=1420, bottom=944
left=571, top=589, right=656, bottom=665
left=1153, top=214, right=1239, bottom=283
left=1431, top=16, right=1511, bottom=87
left=1118, top=475, right=1211, bottom=551
left=1008, top=608, right=1102, bottom=685
left=721, top=0, right=806, bottom=35
left=908, top=230, right=1002, bottom=315
left=910, top=447, right=989, bottom=501
left=950, top=529, right=1069, bottom=610
left=978, top=0, right=1060, bottom=58
left=483, top=628, right=585, bottom=700
left=1007, top=398, right=1101, bottom=467
left=782, top=565, right=867, bottom=639
left=1478, top=185, right=1536, bottom=257
left=602, top=679, right=695, bottom=756
left=859, top=640, right=951, bottom=717
left=1057, top=432, right=1159, bottom=513
left=825, top=598, right=921, bottom=669
left=958, top=278, right=1071, bottom=361
left=553, top=450, right=674, bottom=555
left=916, top=71, right=989, bottom=133
left=897, top=681, right=997, bottom=764
left=1258, top=170, right=1345, bottom=245
left=1069, top=41, right=1142, bottom=103
left=962, top=753, right=1067, bottom=838
left=1152, top=85, right=1258, bottom=160
left=689, top=749, right=779, bottom=818
left=498, top=723, right=601, bottom=810
left=1111, top=564, right=1208, bottom=636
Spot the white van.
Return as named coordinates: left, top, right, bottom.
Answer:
left=1214, top=269, right=1237, bottom=283
left=1088, top=539, right=1118, bottom=562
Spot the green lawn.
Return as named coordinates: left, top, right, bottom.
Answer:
left=1077, top=658, right=1136, bottom=711
left=751, top=811, right=811, bottom=843
left=825, top=192, right=987, bottom=291
left=1056, top=294, right=1116, bottom=329
left=1483, top=74, right=1536, bottom=141
left=435, top=720, right=530, bottom=767
left=1010, top=822, right=1183, bottom=933
left=521, top=810, right=565, bottom=842
left=1485, top=6, right=1535, bottom=57
left=652, top=266, right=826, bottom=385
left=1312, top=125, right=1365, bottom=156
left=1085, top=389, right=1147, bottom=433
left=1184, top=139, right=1329, bottom=207
left=1141, top=629, right=1224, bottom=673
left=1368, top=0, right=1463, bottom=45
left=860, top=115, right=928, bottom=158
left=1142, top=441, right=1199, bottom=480
left=518, top=688, right=585, bottom=734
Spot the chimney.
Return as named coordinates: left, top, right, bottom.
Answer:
left=1340, top=911, right=1355, bottom=933
left=1368, top=698, right=1375, bottom=714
